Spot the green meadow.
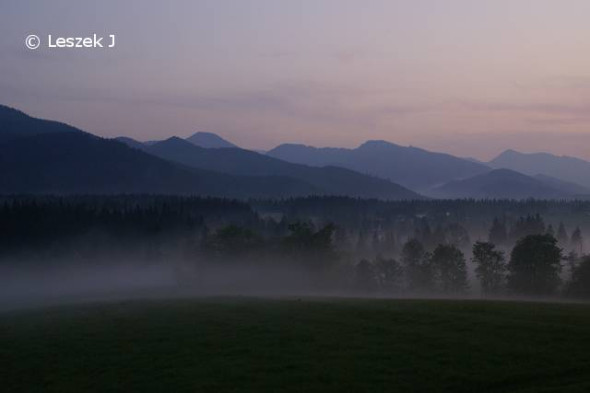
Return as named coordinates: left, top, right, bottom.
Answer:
left=2, top=298, right=590, bottom=392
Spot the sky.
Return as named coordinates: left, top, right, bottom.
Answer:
left=1, top=0, right=590, bottom=160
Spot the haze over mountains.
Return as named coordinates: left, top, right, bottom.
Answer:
left=2, top=104, right=590, bottom=200
left=267, top=141, right=590, bottom=199
left=432, top=169, right=572, bottom=200
left=531, top=174, right=590, bottom=196
left=267, top=141, right=490, bottom=191
left=490, top=149, right=590, bottom=189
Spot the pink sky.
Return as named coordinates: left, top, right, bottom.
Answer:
left=2, top=0, right=590, bottom=160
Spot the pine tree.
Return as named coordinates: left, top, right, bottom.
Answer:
left=472, top=241, right=506, bottom=296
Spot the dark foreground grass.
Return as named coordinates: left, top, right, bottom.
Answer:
left=1, top=297, right=590, bottom=393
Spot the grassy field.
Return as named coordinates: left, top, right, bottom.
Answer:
left=1, top=297, right=590, bottom=392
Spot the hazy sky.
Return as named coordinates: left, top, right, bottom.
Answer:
left=2, top=0, right=590, bottom=160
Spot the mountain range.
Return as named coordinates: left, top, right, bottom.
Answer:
left=0, top=131, right=329, bottom=197
left=144, top=137, right=419, bottom=199
left=267, top=140, right=490, bottom=192
left=432, top=169, right=574, bottom=199
left=489, top=149, right=590, bottom=189
left=267, top=141, right=590, bottom=199
left=0, top=105, right=418, bottom=199
left=2, top=104, right=590, bottom=200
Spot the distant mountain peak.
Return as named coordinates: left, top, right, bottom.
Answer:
left=277, top=143, right=313, bottom=148
left=185, top=131, right=237, bottom=149
left=497, top=149, right=520, bottom=156
left=269, top=138, right=491, bottom=191
left=496, top=149, right=569, bottom=160
left=165, top=136, right=187, bottom=143
left=358, top=140, right=402, bottom=149
left=153, top=136, right=208, bottom=151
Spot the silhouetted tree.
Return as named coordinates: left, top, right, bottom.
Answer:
left=472, top=241, right=506, bottom=296
left=507, top=234, right=562, bottom=296
left=510, top=214, right=545, bottom=243
left=431, top=244, right=468, bottom=294
left=402, top=239, right=434, bottom=292
left=374, top=255, right=403, bottom=293
left=566, top=256, right=590, bottom=298
left=282, top=222, right=337, bottom=269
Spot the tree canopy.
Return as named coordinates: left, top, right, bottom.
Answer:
left=508, top=234, right=562, bottom=296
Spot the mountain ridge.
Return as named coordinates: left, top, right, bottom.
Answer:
left=0, top=104, right=82, bottom=142
left=3, top=104, right=590, bottom=200
left=267, top=140, right=491, bottom=191
left=489, top=149, right=590, bottom=189
left=186, top=131, right=237, bottom=148
left=0, top=105, right=420, bottom=200
left=432, top=168, right=572, bottom=200
left=0, top=131, right=323, bottom=197
left=145, top=137, right=422, bottom=200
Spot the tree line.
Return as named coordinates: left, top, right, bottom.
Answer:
left=0, top=196, right=588, bottom=298
left=354, top=214, right=588, bottom=298
left=355, top=234, right=589, bottom=298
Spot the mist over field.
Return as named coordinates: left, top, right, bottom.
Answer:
left=0, top=196, right=587, bottom=313
left=2, top=260, right=581, bottom=314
